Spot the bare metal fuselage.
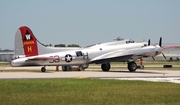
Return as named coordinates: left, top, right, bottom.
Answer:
left=10, top=42, right=161, bottom=67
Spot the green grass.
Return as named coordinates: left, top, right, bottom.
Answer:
left=0, top=62, right=10, bottom=67
left=0, top=78, right=180, bottom=105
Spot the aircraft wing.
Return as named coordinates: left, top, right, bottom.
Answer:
left=90, top=49, right=135, bottom=63
left=90, top=46, right=160, bottom=64
left=90, top=45, right=178, bottom=64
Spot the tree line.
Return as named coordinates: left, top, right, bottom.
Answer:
left=43, top=44, right=80, bottom=47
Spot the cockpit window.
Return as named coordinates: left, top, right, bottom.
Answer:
left=76, top=51, right=83, bottom=57
left=141, top=44, right=148, bottom=47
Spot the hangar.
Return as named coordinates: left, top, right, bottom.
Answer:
left=0, top=50, right=14, bottom=62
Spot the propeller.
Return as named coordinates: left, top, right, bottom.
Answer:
left=162, top=52, right=167, bottom=60
left=151, top=37, right=166, bottom=61
left=148, top=39, right=150, bottom=46
left=159, top=37, right=162, bottom=47
left=152, top=57, right=155, bottom=61
left=159, top=37, right=167, bottom=60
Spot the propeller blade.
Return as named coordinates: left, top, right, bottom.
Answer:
left=148, top=39, right=150, bottom=46
left=162, top=53, right=167, bottom=60
left=152, top=57, right=155, bottom=61
left=159, top=37, right=162, bottom=47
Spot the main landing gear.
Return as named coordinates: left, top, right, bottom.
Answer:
left=101, top=63, right=111, bottom=71
left=101, top=61, right=137, bottom=72
left=41, top=66, right=46, bottom=72
left=127, top=61, right=137, bottom=72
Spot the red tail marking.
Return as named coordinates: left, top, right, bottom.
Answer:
left=19, top=26, right=38, bottom=57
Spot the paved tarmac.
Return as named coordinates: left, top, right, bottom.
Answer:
left=0, top=66, right=180, bottom=84
left=0, top=68, right=180, bottom=79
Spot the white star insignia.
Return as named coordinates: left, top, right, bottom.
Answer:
left=66, top=55, right=71, bottom=61
left=65, top=54, right=72, bottom=62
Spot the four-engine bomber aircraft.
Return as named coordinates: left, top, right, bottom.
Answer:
left=10, top=26, right=176, bottom=72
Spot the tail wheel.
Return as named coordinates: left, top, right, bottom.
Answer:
left=101, top=63, right=111, bottom=72
left=128, top=62, right=137, bottom=72
left=41, top=67, right=46, bottom=72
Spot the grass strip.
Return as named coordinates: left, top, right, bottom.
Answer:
left=0, top=78, right=180, bottom=105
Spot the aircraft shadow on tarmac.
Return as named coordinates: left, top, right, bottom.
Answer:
left=108, top=70, right=166, bottom=74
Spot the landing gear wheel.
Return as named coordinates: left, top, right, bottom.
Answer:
left=128, top=62, right=137, bottom=72
left=41, top=67, right=46, bottom=72
left=101, top=63, right=111, bottom=72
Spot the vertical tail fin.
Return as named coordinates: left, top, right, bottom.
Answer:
left=14, top=26, right=79, bottom=58
left=15, top=26, right=39, bottom=57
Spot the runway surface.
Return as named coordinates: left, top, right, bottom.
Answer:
left=0, top=66, right=180, bottom=84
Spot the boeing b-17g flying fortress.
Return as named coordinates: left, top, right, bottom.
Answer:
left=10, top=26, right=177, bottom=72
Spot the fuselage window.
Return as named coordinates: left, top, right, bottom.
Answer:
left=76, top=51, right=83, bottom=57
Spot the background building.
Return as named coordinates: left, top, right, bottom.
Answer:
left=0, top=50, right=14, bottom=62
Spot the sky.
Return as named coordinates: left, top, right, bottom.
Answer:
left=0, top=0, right=180, bottom=49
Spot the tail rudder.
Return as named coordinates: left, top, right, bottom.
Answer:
left=14, top=26, right=79, bottom=58
left=15, top=26, right=39, bottom=57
